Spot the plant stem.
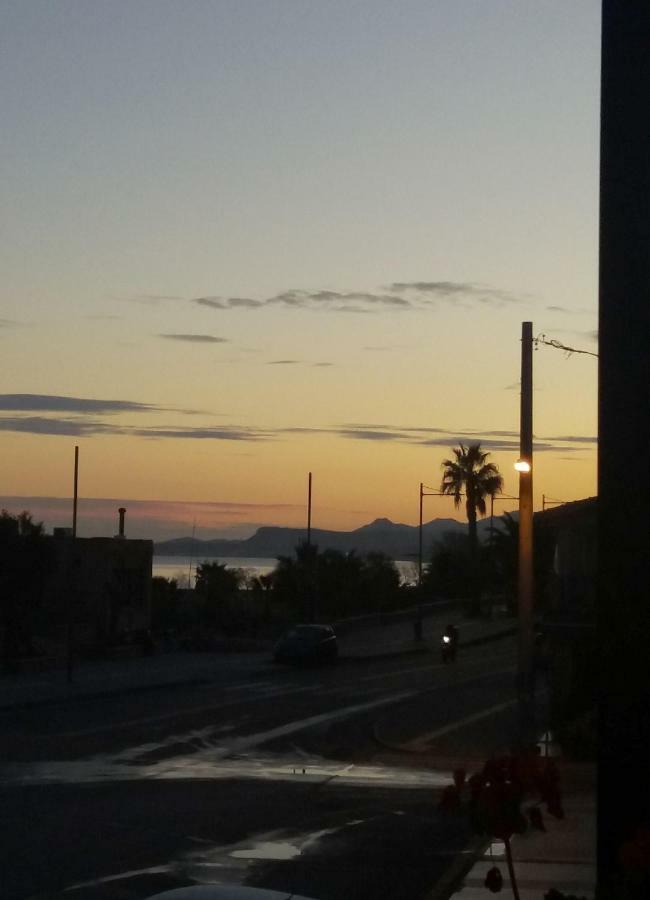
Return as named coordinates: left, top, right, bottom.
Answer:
left=505, top=837, right=521, bottom=900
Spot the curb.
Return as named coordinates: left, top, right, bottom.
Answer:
left=0, top=675, right=214, bottom=713
left=461, top=626, right=516, bottom=647
left=424, top=836, right=490, bottom=900
left=340, top=625, right=516, bottom=664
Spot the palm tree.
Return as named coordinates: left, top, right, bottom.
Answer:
left=440, top=443, right=503, bottom=612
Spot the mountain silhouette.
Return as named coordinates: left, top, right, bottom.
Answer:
left=153, top=515, right=504, bottom=560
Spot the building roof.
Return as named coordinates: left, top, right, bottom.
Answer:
left=535, top=496, right=597, bottom=524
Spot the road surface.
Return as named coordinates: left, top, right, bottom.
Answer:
left=0, top=636, right=525, bottom=900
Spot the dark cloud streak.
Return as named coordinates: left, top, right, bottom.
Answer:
left=189, top=281, right=517, bottom=314
left=159, top=333, right=229, bottom=343
left=0, top=394, right=158, bottom=414
left=0, top=416, right=270, bottom=441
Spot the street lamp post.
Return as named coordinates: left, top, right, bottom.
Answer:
left=489, top=492, right=519, bottom=546
left=516, top=321, right=535, bottom=744
left=415, top=483, right=446, bottom=640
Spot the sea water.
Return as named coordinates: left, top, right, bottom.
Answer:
left=153, top=555, right=417, bottom=587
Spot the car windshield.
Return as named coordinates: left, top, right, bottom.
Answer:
left=287, top=626, right=328, bottom=639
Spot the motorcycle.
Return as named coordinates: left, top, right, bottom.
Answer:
left=441, top=627, right=458, bottom=663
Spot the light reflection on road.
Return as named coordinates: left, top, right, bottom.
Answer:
left=0, top=743, right=453, bottom=788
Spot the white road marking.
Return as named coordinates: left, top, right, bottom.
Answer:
left=403, top=697, right=518, bottom=751
left=207, top=690, right=415, bottom=759
left=53, top=682, right=324, bottom=739
left=64, top=865, right=172, bottom=890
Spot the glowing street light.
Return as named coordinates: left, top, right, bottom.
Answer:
left=517, top=322, right=535, bottom=745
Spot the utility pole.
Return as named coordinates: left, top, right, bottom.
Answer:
left=418, top=482, right=423, bottom=588
left=517, top=322, right=534, bottom=739
left=307, top=471, right=312, bottom=547
left=68, top=445, right=79, bottom=684
left=306, top=472, right=314, bottom=622
left=415, top=482, right=424, bottom=641
left=72, top=445, right=79, bottom=538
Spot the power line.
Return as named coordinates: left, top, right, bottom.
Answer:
left=534, top=332, right=599, bottom=358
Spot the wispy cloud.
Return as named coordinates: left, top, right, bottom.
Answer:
left=389, top=281, right=521, bottom=306
left=159, top=333, right=229, bottom=344
left=0, top=416, right=270, bottom=441
left=0, top=495, right=362, bottom=540
left=133, top=425, right=270, bottom=441
left=546, top=305, right=595, bottom=315
left=337, top=428, right=416, bottom=442
left=0, top=394, right=159, bottom=415
left=123, top=295, right=184, bottom=305
left=547, top=326, right=599, bottom=342
left=1, top=318, right=22, bottom=328
left=276, top=422, right=578, bottom=454
left=192, top=290, right=408, bottom=314
left=331, top=423, right=595, bottom=453
left=0, top=393, right=210, bottom=419
left=195, top=296, right=264, bottom=309
left=265, top=359, right=335, bottom=367
left=191, top=280, right=522, bottom=315
left=0, top=402, right=596, bottom=452
left=541, top=434, right=597, bottom=444
left=0, top=416, right=118, bottom=437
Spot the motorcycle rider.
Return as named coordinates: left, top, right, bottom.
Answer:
left=441, top=623, right=459, bottom=662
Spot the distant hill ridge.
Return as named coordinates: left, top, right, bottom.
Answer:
left=153, top=515, right=502, bottom=560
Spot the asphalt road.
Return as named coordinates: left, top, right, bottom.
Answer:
left=0, top=636, right=523, bottom=900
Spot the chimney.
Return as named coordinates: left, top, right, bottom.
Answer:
left=118, top=507, right=126, bottom=538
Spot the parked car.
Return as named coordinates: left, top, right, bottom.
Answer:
left=147, top=886, right=316, bottom=900
left=273, top=624, right=338, bottom=665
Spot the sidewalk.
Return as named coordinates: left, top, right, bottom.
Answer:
left=338, top=612, right=514, bottom=660
left=0, top=609, right=514, bottom=711
left=0, top=649, right=270, bottom=710
left=365, top=653, right=596, bottom=899
left=438, top=762, right=597, bottom=900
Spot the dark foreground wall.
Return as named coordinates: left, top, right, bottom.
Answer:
left=599, top=2, right=650, bottom=894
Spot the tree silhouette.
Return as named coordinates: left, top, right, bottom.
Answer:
left=0, top=510, right=54, bottom=669
left=440, top=443, right=503, bottom=614
left=271, top=545, right=401, bottom=620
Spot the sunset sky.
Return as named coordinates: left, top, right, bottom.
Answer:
left=1, top=1, right=600, bottom=541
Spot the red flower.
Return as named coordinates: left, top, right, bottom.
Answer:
left=513, top=750, right=543, bottom=790
left=484, top=866, right=503, bottom=892
left=475, top=781, right=527, bottom=840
